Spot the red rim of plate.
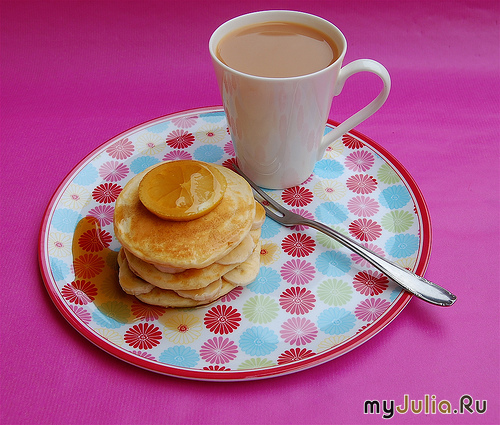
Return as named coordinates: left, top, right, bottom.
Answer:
left=38, top=106, right=431, bottom=381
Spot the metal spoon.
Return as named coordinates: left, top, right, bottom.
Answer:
left=233, top=164, right=457, bottom=307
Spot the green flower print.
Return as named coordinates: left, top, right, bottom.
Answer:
left=317, top=279, right=353, bottom=306
left=381, top=210, right=414, bottom=233
left=377, top=163, right=401, bottom=184
left=242, top=295, right=280, bottom=324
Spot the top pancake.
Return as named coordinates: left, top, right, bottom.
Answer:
left=114, top=162, right=256, bottom=269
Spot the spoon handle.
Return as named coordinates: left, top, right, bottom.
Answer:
left=303, top=219, right=457, bottom=306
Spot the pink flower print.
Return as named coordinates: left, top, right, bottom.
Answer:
left=200, top=337, right=238, bottom=364
left=69, top=305, right=92, bottom=324
left=279, top=287, right=316, bottom=315
left=163, top=150, right=192, bottom=161
left=224, top=141, right=235, bottom=156
left=290, top=208, right=314, bottom=231
left=132, top=351, right=156, bottom=361
left=347, top=196, right=380, bottom=217
left=87, top=205, right=115, bottom=227
left=346, top=174, right=378, bottom=194
left=344, top=150, right=375, bottom=172
left=280, top=317, right=318, bottom=346
left=219, top=286, right=242, bottom=302
left=351, top=243, right=385, bottom=267
left=172, top=115, right=197, bottom=128
left=106, top=137, right=134, bottom=160
left=99, top=161, right=129, bottom=182
left=301, top=174, right=314, bottom=185
left=349, top=218, right=382, bottom=242
left=280, top=259, right=315, bottom=285
left=355, top=297, right=391, bottom=322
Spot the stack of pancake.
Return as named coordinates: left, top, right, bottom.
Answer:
left=113, top=162, right=264, bottom=308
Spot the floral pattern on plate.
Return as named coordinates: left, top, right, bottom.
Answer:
left=39, top=107, right=431, bottom=381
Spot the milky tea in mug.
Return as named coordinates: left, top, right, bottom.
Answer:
left=209, top=11, right=391, bottom=189
left=215, top=22, right=339, bottom=78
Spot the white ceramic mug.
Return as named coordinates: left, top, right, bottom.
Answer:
left=209, top=10, right=391, bottom=189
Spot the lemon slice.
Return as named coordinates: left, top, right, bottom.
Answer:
left=138, top=160, right=227, bottom=221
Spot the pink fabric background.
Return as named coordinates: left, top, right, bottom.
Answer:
left=1, top=1, right=498, bottom=424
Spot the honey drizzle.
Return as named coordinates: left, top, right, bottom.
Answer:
left=71, top=216, right=166, bottom=324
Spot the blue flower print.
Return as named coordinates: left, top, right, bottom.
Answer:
left=314, top=159, right=344, bottom=179
left=379, top=185, right=411, bottom=209
left=247, top=267, right=281, bottom=294
left=92, top=309, right=122, bottom=329
left=50, top=257, right=69, bottom=281
left=389, top=288, right=401, bottom=302
left=193, top=145, right=224, bottom=163
left=147, top=122, right=169, bottom=134
left=316, top=251, right=351, bottom=277
left=200, top=111, right=226, bottom=123
left=385, top=234, right=419, bottom=258
left=52, top=208, right=82, bottom=233
left=130, top=156, right=160, bottom=174
left=315, top=202, right=349, bottom=225
left=323, top=126, right=334, bottom=136
left=239, top=326, right=278, bottom=356
left=73, top=164, right=98, bottom=186
left=159, top=346, right=199, bottom=368
left=260, top=217, right=281, bottom=238
left=318, top=307, right=356, bottom=335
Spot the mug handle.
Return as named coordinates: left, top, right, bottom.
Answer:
left=319, top=59, right=391, bottom=157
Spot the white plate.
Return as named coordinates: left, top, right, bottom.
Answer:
left=39, top=106, right=431, bottom=381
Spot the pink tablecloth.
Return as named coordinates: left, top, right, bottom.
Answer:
left=1, top=1, right=498, bottom=424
